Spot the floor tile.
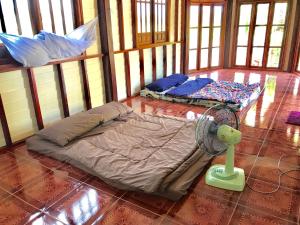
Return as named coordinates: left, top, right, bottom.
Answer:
left=265, top=130, right=300, bottom=148
left=249, top=156, right=300, bottom=190
left=168, top=192, right=236, bottom=225
left=53, top=163, right=91, bottom=182
left=235, top=138, right=263, bottom=156
left=93, top=199, right=161, bottom=225
left=239, top=125, right=268, bottom=140
left=28, top=155, right=66, bottom=170
left=8, top=145, right=41, bottom=161
left=0, top=150, right=23, bottom=174
left=0, top=161, right=50, bottom=193
left=230, top=204, right=297, bottom=225
left=25, top=212, right=66, bottom=225
left=239, top=178, right=300, bottom=223
left=0, top=195, right=41, bottom=225
left=44, top=184, right=118, bottom=225
left=123, top=191, right=175, bottom=215
left=15, top=171, right=80, bottom=209
left=259, top=142, right=300, bottom=161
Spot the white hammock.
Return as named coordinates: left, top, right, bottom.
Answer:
left=0, top=18, right=98, bottom=67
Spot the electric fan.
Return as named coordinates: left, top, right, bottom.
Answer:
left=196, top=104, right=245, bottom=191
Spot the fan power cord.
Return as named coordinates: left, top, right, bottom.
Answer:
left=246, top=154, right=300, bottom=194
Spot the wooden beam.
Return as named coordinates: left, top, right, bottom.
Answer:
left=117, top=0, right=125, bottom=50
left=131, top=0, right=137, bottom=48
left=73, top=0, right=84, bottom=27
left=196, top=5, right=202, bottom=70
left=124, top=52, right=132, bottom=97
left=27, top=69, right=44, bottom=130
left=152, top=47, right=157, bottom=81
left=139, top=49, right=145, bottom=89
left=80, top=60, right=92, bottom=110
left=180, top=0, right=189, bottom=74
left=166, top=0, right=171, bottom=41
left=98, top=0, right=118, bottom=102
left=172, top=44, right=177, bottom=73
left=0, top=95, right=12, bottom=146
left=174, top=0, right=179, bottom=42
left=60, top=0, right=67, bottom=34
left=0, top=1, right=6, bottom=33
left=151, top=0, right=155, bottom=43
left=28, top=0, right=42, bottom=33
left=163, top=45, right=167, bottom=77
left=48, top=0, right=56, bottom=33
left=12, top=0, right=22, bottom=35
left=56, top=64, right=69, bottom=117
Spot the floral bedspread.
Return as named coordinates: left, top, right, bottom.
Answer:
left=188, top=81, right=261, bottom=104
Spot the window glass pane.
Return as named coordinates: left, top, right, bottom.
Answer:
left=201, top=28, right=209, bottom=48
left=137, top=2, right=141, bottom=32
left=236, top=47, right=247, bottom=65
left=212, top=27, right=220, bottom=47
left=189, top=28, right=198, bottom=49
left=270, top=26, right=284, bottom=46
left=51, top=0, right=64, bottom=35
left=157, top=3, right=161, bottom=32
left=63, top=0, right=74, bottom=34
left=237, top=26, right=249, bottom=46
left=141, top=3, right=146, bottom=32
left=253, top=26, right=266, bottom=46
left=189, top=50, right=197, bottom=70
left=267, top=48, right=281, bottom=67
left=147, top=3, right=151, bottom=32
left=213, top=6, right=222, bottom=26
left=190, top=6, right=199, bottom=27
left=273, top=3, right=287, bottom=25
left=211, top=48, right=219, bottom=67
left=256, top=3, right=269, bottom=25
left=251, top=47, right=264, bottom=66
left=39, top=0, right=53, bottom=32
left=200, top=49, right=208, bottom=68
left=239, top=4, right=252, bottom=26
left=202, top=6, right=210, bottom=27
left=1, top=0, right=19, bottom=34
left=162, top=4, right=166, bottom=31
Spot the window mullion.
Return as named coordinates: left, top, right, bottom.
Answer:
left=262, top=2, right=275, bottom=68
left=48, top=0, right=56, bottom=33
left=12, top=0, right=22, bottom=35
left=196, top=5, right=202, bottom=70
left=150, top=0, right=155, bottom=43
left=246, top=3, right=257, bottom=67
left=59, top=0, right=66, bottom=34
left=208, top=5, right=214, bottom=68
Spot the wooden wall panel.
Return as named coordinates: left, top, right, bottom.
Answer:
left=129, top=51, right=141, bottom=95
left=115, top=54, right=127, bottom=101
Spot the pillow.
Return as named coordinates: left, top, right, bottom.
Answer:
left=37, top=113, right=103, bottom=146
left=146, top=74, right=188, bottom=92
left=87, top=101, right=133, bottom=122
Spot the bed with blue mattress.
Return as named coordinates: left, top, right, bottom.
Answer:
left=140, top=74, right=262, bottom=111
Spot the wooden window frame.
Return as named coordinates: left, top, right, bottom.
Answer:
left=134, top=0, right=170, bottom=47
left=232, top=0, right=290, bottom=71
left=187, top=1, right=227, bottom=73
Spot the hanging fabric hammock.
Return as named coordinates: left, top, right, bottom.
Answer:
left=0, top=18, right=98, bottom=67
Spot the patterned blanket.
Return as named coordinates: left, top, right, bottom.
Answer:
left=189, top=81, right=261, bottom=104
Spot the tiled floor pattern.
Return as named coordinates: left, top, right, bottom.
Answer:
left=0, top=69, right=299, bottom=224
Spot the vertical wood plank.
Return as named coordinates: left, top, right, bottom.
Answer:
left=28, top=0, right=43, bottom=33
left=98, top=0, right=118, bottom=102
left=60, top=0, right=67, bottom=34
left=139, top=49, right=145, bottom=89
left=73, top=0, right=84, bottom=27
left=152, top=47, right=157, bottom=81
left=180, top=0, right=189, bottom=74
left=56, top=64, right=70, bottom=117
left=0, top=1, right=6, bottom=32
left=163, top=45, right=167, bottom=77
left=48, top=0, right=56, bottom=33
left=172, top=44, right=176, bottom=73
left=262, top=2, right=274, bottom=67
left=166, top=0, right=171, bottom=41
left=27, top=69, right=44, bottom=130
left=208, top=5, right=214, bottom=68
left=124, top=52, right=132, bottom=97
left=12, top=0, right=22, bottom=35
left=0, top=95, right=12, bottom=146
left=196, top=5, right=202, bottom=70
left=80, top=60, right=92, bottom=110
left=131, top=0, right=137, bottom=48
left=246, top=3, right=257, bottom=67
left=174, top=0, right=179, bottom=42
left=151, top=0, right=155, bottom=43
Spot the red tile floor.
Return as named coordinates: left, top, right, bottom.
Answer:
left=0, top=69, right=299, bottom=225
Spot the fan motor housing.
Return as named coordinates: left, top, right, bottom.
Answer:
left=217, top=124, right=241, bottom=145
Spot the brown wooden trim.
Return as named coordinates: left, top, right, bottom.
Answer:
left=196, top=5, right=202, bottom=70
left=0, top=1, right=6, bottom=33
left=172, top=44, right=177, bottom=73
left=28, top=0, right=43, bottom=33
left=166, top=0, right=171, bottom=41
left=139, top=49, right=145, bottom=89
left=246, top=2, right=257, bottom=67
left=151, top=0, right=156, bottom=43
left=181, top=0, right=189, bottom=73
left=0, top=95, right=12, bottom=146
left=80, top=60, right=92, bottom=110
left=0, top=54, right=103, bottom=73
left=74, top=0, right=84, bottom=27
left=113, top=41, right=182, bottom=54
left=291, top=6, right=300, bottom=72
left=124, top=52, right=132, bottom=97
left=163, top=45, right=167, bottom=76
left=174, top=0, right=179, bottom=41
left=12, top=0, right=22, bottom=35
left=152, top=47, right=157, bottom=81
left=208, top=5, right=214, bottom=67
left=56, top=64, right=69, bottom=117
left=27, top=69, right=44, bottom=130
left=131, top=0, right=137, bottom=48
left=98, top=0, right=118, bottom=102
left=117, top=0, right=125, bottom=50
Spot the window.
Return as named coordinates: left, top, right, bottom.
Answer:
left=188, top=3, right=225, bottom=71
left=136, top=0, right=168, bottom=46
left=234, top=1, right=288, bottom=69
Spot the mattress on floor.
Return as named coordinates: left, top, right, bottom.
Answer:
left=140, top=81, right=262, bottom=111
left=26, top=108, right=212, bottom=201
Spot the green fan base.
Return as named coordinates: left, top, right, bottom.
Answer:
left=205, top=164, right=245, bottom=191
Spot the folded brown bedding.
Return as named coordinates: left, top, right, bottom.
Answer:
left=26, top=102, right=212, bottom=200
